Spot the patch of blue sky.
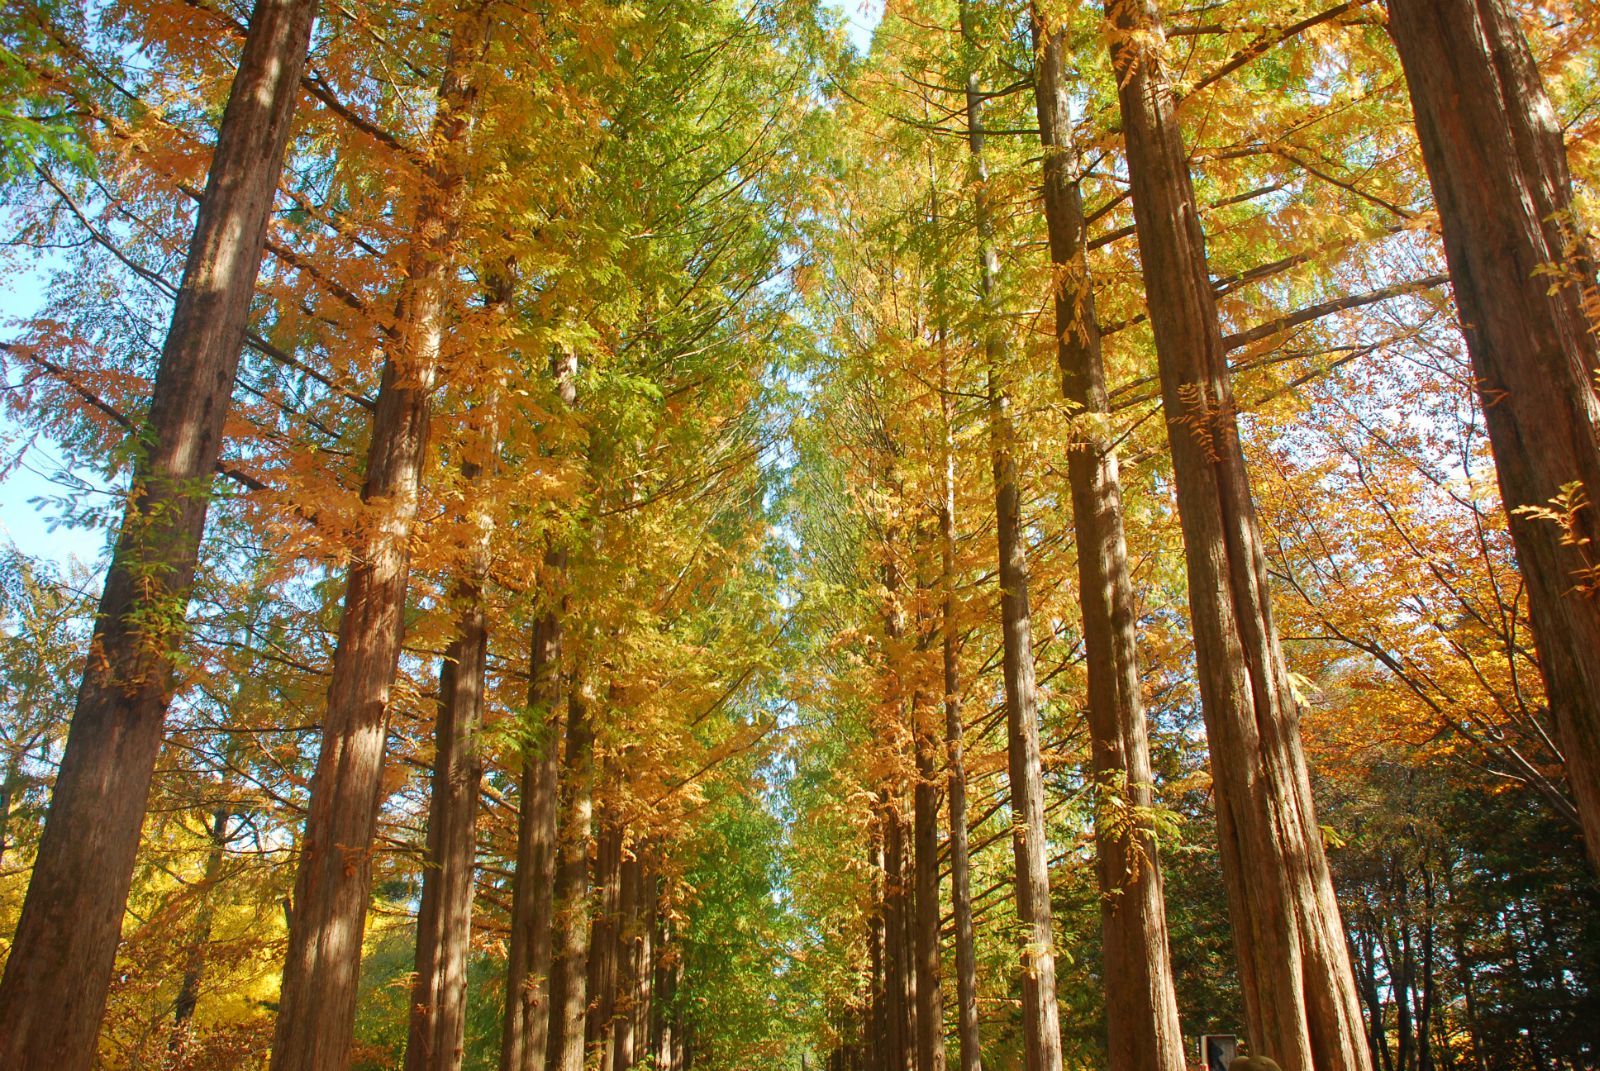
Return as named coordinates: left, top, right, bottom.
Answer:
left=823, top=0, right=884, bottom=56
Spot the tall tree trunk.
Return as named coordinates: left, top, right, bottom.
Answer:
left=1030, top=15, right=1185, bottom=1071
left=960, top=5, right=1064, bottom=1071
left=1385, top=0, right=1600, bottom=874
left=1101, top=5, right=1370, bottom=1071
left=404, top=513, right=494, bottom=1071
left=0, top=761, right=21, bottom=874
left=502, top=346, right=578, bottom=1071
left=939, top=350, right=982, bottom=1071
left=170, top=806, right=233, bottom=1055
left=545, top=679, right=595, bottom=1071
left=269, top=8, right=494, bottom=1069
left=407, top=278, right=506, bottom=1071
left=0, top=4, right=317, bottom=1065
left=912, top=683, right=947, bottom=1071
left=882, top=793, right=914, bottom=1071
left=586, top=803, right=624, bottom=1056
left=869, top=832, right=888, bottom=1071
left=611, top=847, right=641, bottom=1071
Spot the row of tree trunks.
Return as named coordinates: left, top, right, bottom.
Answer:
left=500, top=341, right=579, bottom=1071
left=1383, top=0, right=1600, bottom=876
left=960, top=4, right=1065, bottom=1071
left=0, top=3, right=320, bottom=1066
left=940, top=345, right=982, bottom=1071
left=1101, top=5, right=1370, bottom=1071
left=404, top=320, right=506, bottom=1071
left=1030, top=14, right=1186, bottom=1071
left=268, top=5, right=497, bottom=1069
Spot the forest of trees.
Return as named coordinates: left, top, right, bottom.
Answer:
left=0, top=0, right=1596, bottom=1069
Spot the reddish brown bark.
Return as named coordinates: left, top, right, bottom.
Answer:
left=404, top=494, right=494, bottom=1070
left=961, top=5, right=1064, bottom=1070
left=912, top=692, right=947, bottom=1071
left=1031, top=14, right=1185, bottom=1071
left=268, top=7, right=494, bottom=1069
left=545, top=681, right=595, bottom=1071
left=586, top=803, right=624, bottom=1055
left=501, top=574, right=567, bottom=1071
left=1102, top=5, right=1371, bottom=1070
left=1385, top=0, right=1600, bottom=874
left=502, top=347, right=578, bottom=1071
left=0, top=4, right=317, bottom=1065
left=938, top=335, right=981, bottom=1071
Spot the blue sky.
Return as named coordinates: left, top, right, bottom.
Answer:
left=826, top=0, right=884, bottom=55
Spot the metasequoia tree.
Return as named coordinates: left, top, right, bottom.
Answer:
left=960, top=3, right=1065, bottom=1069
left=1102, top=3, right=1370, bottom=1069
left=1030, top=10, right=1185, bottom=1071
left=1384, top=0, right=1600, bottom=874
left=269, top=4, right=497, bottom=1067
left=404, top=276, right=512, bottom=1071
left=0, top=2, right=318, bottom=1066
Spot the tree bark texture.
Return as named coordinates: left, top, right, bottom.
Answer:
left=1385, top=0, right=1600, bottom=874
left=0, top=4, right=317, bottom=1066
left=1102, top=5, right=1371, bottom=1070
left=404, top=535, right=493, bottom=1071
left=545, top=684, right=595, bottom=1071
left=269, top=7, right=494, bottom=1069
left=501, top=584, right=566, bottom=1071
left=1031, top=15, right=1186, bottom=1071
left=961, top=5, right=1064, bottom=1070
left=912, top=689, right=947, bottom=1071
left=940, top=355, right=982, bottom=1071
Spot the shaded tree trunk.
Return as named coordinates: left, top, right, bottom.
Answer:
left=883, top=793, right=914, bottom=1071
left=869, top=832, right=888, bottom=1071
left=611, top=847, right=642, bottom=1071
left=269, top=8, right=495, bottom=1069
left=545, top=680, right=595, bottom=1071
left=171, top=806, right=233, bottom=1053
left=961, top=5, right=1063, bottom=1071
left=1101, top=6, right=1370, bottom=1071
left=1385, top=0, right=1600, bottom=875
left=404, top=522, right=494, bottom=1071
left=407, top=277, right=506, bottom=1071
left=586, top=802, right=624, bottom=1057
left=0, top=761, right=21, bottom=874
left=939, top=349, right=981, bottom=1071
left=0, top=4, right=317, bottom=1065
left=1030, top=14, right=1185, bottom=1071
left=502, top=346, right=578, bottom=1071
left=912, top=685, right=947, bottom=1071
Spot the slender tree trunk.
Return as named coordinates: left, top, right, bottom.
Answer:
left=939, top=351, right=982, bottom=1071
left=1101, top=6, right=1371, bottom=1071
left=407, top=282, right=506, bottom=1071
left=170, top=806, right=232, bottom=1054
left=404, top=526, right=493, bottom=1071
left=1385, top=0, right=1600, bottom=874
left=869, top=832, right=888, bottom=1071
left=545, top=679, right=595, bottom=1071
left=960, top=6, right=1064, bottom=1071
left=586, top=803, right=623, bottom=1055
left=611, top=847, right=641, bottom=1071
left=0, top=5, right=316, bottom=1065
left=913, top=682, right=947, bottom=1071
left=269, top=8, right=494, bottom=1069
left=502, top=345, right=578, bottom=1071
left=883, top=793, right=914, bottom=1071
left=633, top=862, right=656, bottom=1057
left=1030, top=15, right=1185, bottom=1071
left=0, top=761, right=21, bottom=873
